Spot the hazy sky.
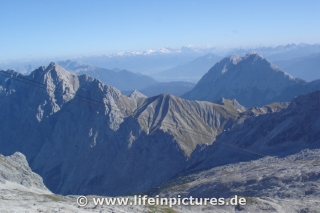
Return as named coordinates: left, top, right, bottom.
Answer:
left=1, top=0, right=319, bottom=60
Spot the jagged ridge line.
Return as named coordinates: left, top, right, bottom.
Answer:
left=0, top=72, right=215, bottom=138
left=0, top=71, right=217, bottom=137
left=0, top=71, right=270, bottom=158
left=0, top=72, right=130, bottom=112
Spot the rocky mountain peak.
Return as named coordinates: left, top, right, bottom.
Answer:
left=181, top=53, right=311, bottom=107
left=228, top=54, right=242, bottom=64
left=44, top=62, right=75, bottom=76
left=245, top=51, right=263, bottom=58
left=47, top=61, right=57, bottom=68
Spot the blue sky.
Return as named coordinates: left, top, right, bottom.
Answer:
left=1, top=0, right=319, bottom=60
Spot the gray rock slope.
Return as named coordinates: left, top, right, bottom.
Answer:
left=58, top=60, right=158, bottom=91
left=128, top=90, right=147, bottom=99
left=186, top=90, right=320, bottom=173
left=0, top=152, right=49, bottom=192
left=156, top=149, right=320, bottom=213
left=273, top=53, right=320, bottom=82
left=4, top=153, right=318, bottom=213
left=0, top=152, right=148, bottom=212
left=0, top=63, right=247, bottom=196
left=182, top=53, right=320, bottom=108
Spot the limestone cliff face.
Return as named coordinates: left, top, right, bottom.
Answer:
left=0, top=63, right=242, bottom=196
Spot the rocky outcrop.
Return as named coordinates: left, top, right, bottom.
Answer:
left=0, top=152, right=49, bottom=192
left=128, top=90, right=147, bottom=99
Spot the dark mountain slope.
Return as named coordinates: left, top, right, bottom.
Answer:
left=186, top=90, right=320, bottom=173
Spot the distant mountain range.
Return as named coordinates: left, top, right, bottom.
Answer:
left=76, top=47, right=219, bottom=74
left=182, top=53, right=320, bottom=107
left=273, top=53, right=320, bottom=82
left=76, top=43, right=320, bottom=75
left=59, top=60, right=195, bottom=96
left=57, top=60, right=158, bottom=91
left=153, top=53, right=222, bottom=82
left=2, top=43, right=320, bottom=76
left=228, top=43, right=320, bottom=61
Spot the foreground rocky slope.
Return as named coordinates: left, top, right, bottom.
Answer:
left=2, top=151, right=319, bottom=213
left=0, top=63, right=246, bottom=196
left=0, top=152, right=49, bottom=193
left=156, top=149, right=320, bottom=213
left=182, top=53, right=320, bottom=107
left=0, top=152, right=147, bottom=212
